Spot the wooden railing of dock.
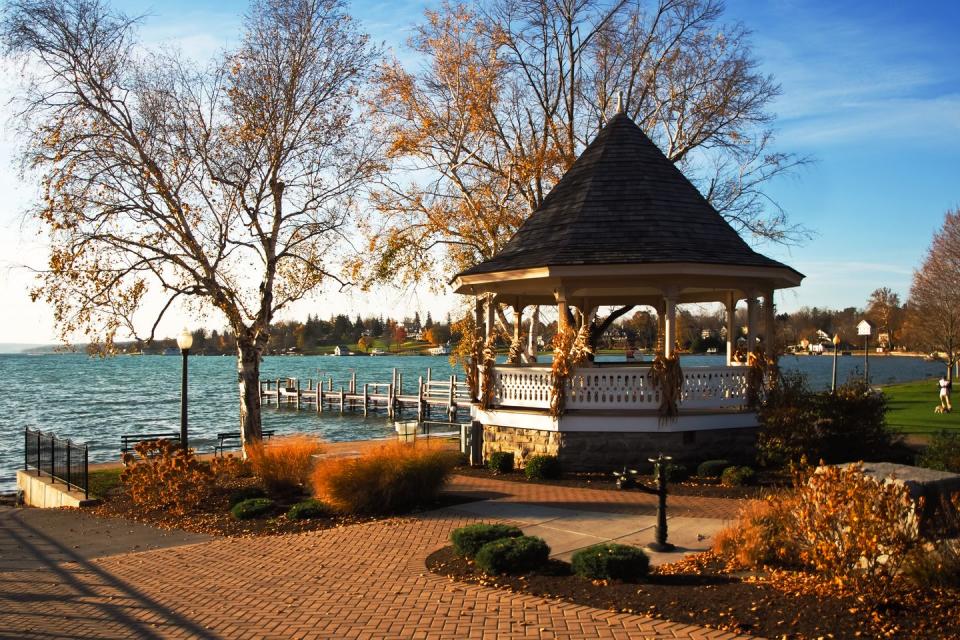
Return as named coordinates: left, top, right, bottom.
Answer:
left=258, top=368, right=472, bottom=421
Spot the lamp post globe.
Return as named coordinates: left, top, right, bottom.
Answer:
left=177, top=329, right=192, bottom=452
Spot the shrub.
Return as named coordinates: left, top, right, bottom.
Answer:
left=571, top=543, right=649, bottom=582
left=474, top=536, right=550, bottom=574
left=311, top=442, right=457, bottom=514
left=228, top=486, right=268, bottom=507
left=787, top=463, right=919, bottom=590
left=662, top=463, right=689, bottom=482
left=918, top=430, right=960, bottom=473
left=286, top=499, right=329, bottom=521
left=450, top=523, right=523, bottom=558
left=758, top=373, right=894, bottom=467
left=713, top=498, right=799, bottom=569
left=120, top=439, right=214, bottom=515
left=210, top=454, right=252, bottom=482
left=720, top=465, right=756, bottom=487
left=696, top=459, right=731, bottom=478
left=903, top=539, right=960, bottom=589
left=230, top=497, right=275, bottom=520
left=246, top=434, right=324, bottom=494
left=487, top=451, right=514, bottom=474
left=524, top=455, right=561, bottom=480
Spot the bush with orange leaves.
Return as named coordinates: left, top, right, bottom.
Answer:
left=120, top=439, right=215, bottom=515
left=311, top=442, right=457, bottom=514
left=715, top=462, right=920, bottom=595
left=246, top=435, right=324, bottom=494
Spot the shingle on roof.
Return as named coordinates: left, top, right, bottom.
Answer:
left=456, top=113, right=796, bottom=278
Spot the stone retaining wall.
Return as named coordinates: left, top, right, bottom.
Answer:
left=483, top=425, right=758, bottom=471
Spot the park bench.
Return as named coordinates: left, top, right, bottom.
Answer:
left=120, top=432, right=181, bottom=455
left=214, top=430, right=276, bottom=455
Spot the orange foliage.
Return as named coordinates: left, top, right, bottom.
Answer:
left=246, top=435, right=325, bottom=493
left=311, top=442, right=457, bottom=514
left=120, top=439, right=214, bottom=515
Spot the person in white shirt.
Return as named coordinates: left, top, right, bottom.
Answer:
left=939, top=376, right=952, bottom=413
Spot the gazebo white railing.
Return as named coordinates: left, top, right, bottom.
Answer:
left=492, top=364, right=749, bottom=412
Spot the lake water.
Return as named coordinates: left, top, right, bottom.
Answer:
left=0, top=352, right=946, bottom=490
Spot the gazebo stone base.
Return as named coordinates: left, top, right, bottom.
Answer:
left=483, top=425, right=758, bottom=472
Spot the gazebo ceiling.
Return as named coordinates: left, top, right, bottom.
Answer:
left=453, top=112, right=803, bottom=299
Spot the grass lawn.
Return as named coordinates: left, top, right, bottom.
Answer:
left=883, top=379, right=960, bottom=434
left=87, top=467, right=123, bottom=498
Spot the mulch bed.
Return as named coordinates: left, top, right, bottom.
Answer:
left=453, top=466, right=781, bottom=499
left=427, top=547, right=960, bottom=639
left=90, top=481, right=477, bottom=538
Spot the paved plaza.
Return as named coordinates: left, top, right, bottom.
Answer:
left=0, top=475, right=749, bottom=639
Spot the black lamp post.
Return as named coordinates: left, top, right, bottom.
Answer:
left=177, top=328, right=194, bottom=452
left=648, top=453, right=676, bottom=552
left=831, top=334, right=840, bottom=392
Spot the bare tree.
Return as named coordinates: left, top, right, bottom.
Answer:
left=866, top=287, right=901, bottom=349
left=367, top=0, right=808, bottom=340
left=3, top=0, right=380, bottom=445
left=907, top=209, right=960, bottom=380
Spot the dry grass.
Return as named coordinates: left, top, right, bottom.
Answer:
left=246, top=434, right=324, bottom=494
left=713, top=497, right=798, bottom=569
left=311, top=441, right=457, bottom=515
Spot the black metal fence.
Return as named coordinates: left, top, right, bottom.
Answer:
left=24, top=427, right=89, bottom=498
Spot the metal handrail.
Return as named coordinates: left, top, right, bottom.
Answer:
left=24, top=427, right=89, bottom=498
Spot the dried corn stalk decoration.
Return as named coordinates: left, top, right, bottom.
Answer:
left=479, top=334, right=497, bottom=410
left=507, top=334, right=523, bottom=364
left=549, top=328, right=576, bottom=417
left=549, top=321, right=592, bottom=417
left=746, top=346, right=767, bottom=407
left=465, top=329, right=484, bottom=401
left=650, top=352, right=684, bottom=420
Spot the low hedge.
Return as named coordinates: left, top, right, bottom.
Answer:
left=228, top=486, right=268, bottom=507
left=696, top=459, right=732, bottom=478
left=286, top=499, right=329, bottom=520
left=524, top=455, right=561, bottom=480
left=230, top=497, right=275, bottom=520
left=721, top=465, right=756, bottom=487
left=571, top=543, right=650, bottom=582
left=450, top=523, right=524, bottom=558
left=474, top=535, right=550, bottom=574
left=487, top=451, right=514, bottom=474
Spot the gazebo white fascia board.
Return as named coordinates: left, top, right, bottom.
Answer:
left=453, top=261, right=803, bottom=299
left=474, top=407, right=759, bottom=432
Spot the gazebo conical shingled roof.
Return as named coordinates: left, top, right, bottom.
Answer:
left=454, top=114, right=804, bottom=472
left=454, top=112, right=802, bottom=306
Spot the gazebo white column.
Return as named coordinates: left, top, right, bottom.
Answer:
left=526, top=306, right=539, bottom=362
left=763, top=288, right=776, bottom=353
left=556, top=289, right=570, bottom=332
left=725, top=293, right=736, bottom=365
left=663, top=293, right=677, bottom=358
left=746, top=295, right=758, bottom=351
left=511, top=302, right=524, bottom=363
left=484, top=295, right=496, bottom=339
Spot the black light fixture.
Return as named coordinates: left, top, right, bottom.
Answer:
left=177, top=328, right=194, bottom=452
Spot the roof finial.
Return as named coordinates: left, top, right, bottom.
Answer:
left=616, top=90, right=624, bottom=114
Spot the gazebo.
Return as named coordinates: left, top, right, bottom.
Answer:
left=452, top=112, right=803, bottom=470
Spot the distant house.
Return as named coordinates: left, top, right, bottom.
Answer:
left=333, top=345, right=352, bottom=356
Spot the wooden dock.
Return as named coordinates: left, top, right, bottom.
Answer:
left=258, top=368, right=473, bottom=421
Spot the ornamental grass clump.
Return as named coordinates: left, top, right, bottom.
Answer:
left=450, top=523, right=523, bottom=558
left=120, top=439, right=214, bottom=515
left=311, top=442, right=456, bottom=514
left=571, top=543, right=649, bottom=582
left=474, top=536, right=550, bottom=575
left=713, top=497, right=799, bottom=569
left=246, top=434, right=324, bottom=494
left=721, top=465, right=756, bottom=487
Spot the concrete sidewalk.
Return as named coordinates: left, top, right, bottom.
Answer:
left=449, top=500, right=727, bottom=566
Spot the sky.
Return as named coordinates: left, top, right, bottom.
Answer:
left=0, top=0, right=958, bottom=345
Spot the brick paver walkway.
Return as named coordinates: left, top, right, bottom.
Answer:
left=0, top=476, right=751, bottom=639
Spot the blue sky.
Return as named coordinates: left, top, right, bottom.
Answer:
left=1, top=0, right=958, bottom=343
